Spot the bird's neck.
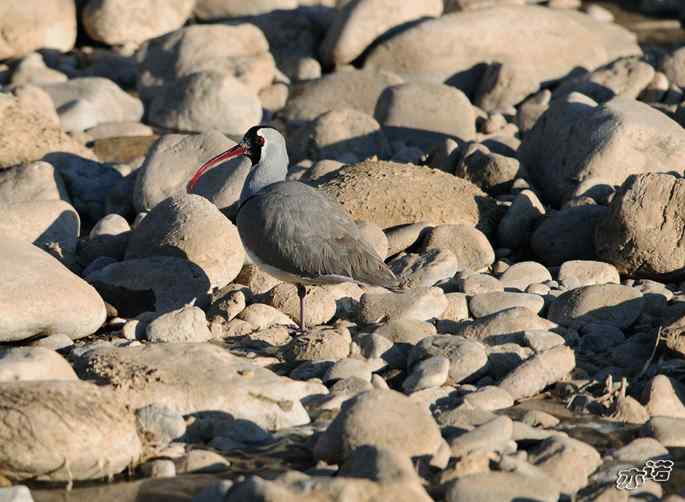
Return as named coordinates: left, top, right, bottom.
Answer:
left=239, top=157, right=288, bottom=205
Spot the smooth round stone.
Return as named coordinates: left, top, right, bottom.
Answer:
left=1, top=239, right=106, bottom=342
left=390, top=249, right=460, bottom=288
left=557, top=260, right=620, bottom=288
left=0, top=347, right=77, bottom=382
left=146, top=305, right=212, bottom=344
left=264, top=284, right=336, bottom=328
left=408, top=335, right=488, bottom=384
left=609, top=437, right=669, bottom=464
left=462, top=386, right=514, bottom=411
left=522, top=330, right=565, bottom=352
left=126, top=193, right=245, bottom=290
left=421, top=224, right=495, bottom=272
left=313, top=389, right=446, bottom=464
left=499, top=345, right=576, bottom=400
left=469, top=291, right=544, bottom=318
left=385, top=223, right=432, bottom=257
left=525, top=285, right=551, bottom=300
left=548, top=284, right=645, bottom=329
left=457, top=273, right=504, bottom=295
left=641, top=416, right=685, bottom=447
left=402, top=356, right=449, bottom=393
left=30, top=333, right=74, bottom=351
left=642, top=375, right=685, bottom=419
left=499, top=261, right=552, bottom=291
left=338, top=444, right=420, bottom=484
left=359, top=287, right=448, bottom=323
left=285, top=326, right=352, bottom=362
left=135, top=404, right=187, bottom=447
left=323, top=358, right=373, bottom=383
left=141, top=459, right=176, bottom=479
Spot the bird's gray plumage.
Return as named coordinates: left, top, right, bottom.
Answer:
left=237, top=181, right=399, bottom=289
left=188, top=125, right=400, bottom=331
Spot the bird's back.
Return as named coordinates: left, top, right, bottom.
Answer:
left=237, top=181, right=399, bottom=289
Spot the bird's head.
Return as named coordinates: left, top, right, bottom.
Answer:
left=186, top=125, right=285, bottom=193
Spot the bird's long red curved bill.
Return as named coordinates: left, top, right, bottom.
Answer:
left=186, top=144, right=248, bottom=192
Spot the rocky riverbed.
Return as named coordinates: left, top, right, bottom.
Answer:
left=1, top=0, right=685, bottom=501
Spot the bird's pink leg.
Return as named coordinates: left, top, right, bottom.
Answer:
left=297, top=284, right=307, bottom=334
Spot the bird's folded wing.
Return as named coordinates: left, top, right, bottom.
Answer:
left=237, top=183, right=399, bottom=288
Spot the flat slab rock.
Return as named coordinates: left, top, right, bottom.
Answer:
left=364, top=5, right=639, bottom=104
left=0, top=380, right=141, bottom=482
left=77, top=343, right=327, bottom=430
left=319, top=160, right=498, bottom=235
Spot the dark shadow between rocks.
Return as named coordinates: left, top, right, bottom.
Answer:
left=42, top=152, right=124, bottom=230
left=352, top=17, right=437, bottom=71
left=34, top=208, right=80, bottom=255
left=292, top=130, right=392, bottom=165
left=88, top=281, right=156, bottom=318
left=474, top=194, right=502, bottom=240
left=85, top=251, right=212, bottom=318
left=444, top=62, right=489, bottom=100
left=375, top=125, right=458, bottom=152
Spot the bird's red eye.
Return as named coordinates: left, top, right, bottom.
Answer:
left=257, top=136, right=265, bottom=146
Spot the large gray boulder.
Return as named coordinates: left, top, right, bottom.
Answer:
left=136, top=24, right=274, bottom=102
left=375, top=82, right=476, bottom=149
left=548, top=284, right=644, bottom=329
left=595, top=173, right=685, bottom=280
left=0, top=200, right=80, bottom=257
left=40, top=77, right=144, bottom=132
left=0, top=161, right=70, bottom=206
left=147, top=71, right=262, bottom=135
left=0, top=1, right=76, bottom=59
left=83, top=0, right=195, bottom=46
left=520, top=94, right=685, bottom=207
left=364, top=6, right=639, bottom=107
left=0, top=239, right=106, bottom=342
left=531, top=205, right=608, bottom=266
left=552, top=57, right=655, bottom=103
left=233, top=8, right=324, bottom=81
left=126, top=194, right=245, bottom=289
left=133, top=131, right=251, bottom=214
left=313, top=389, right=446, bottom=464
left=320, top=0, right=443, bottom=66
left=281, top=69, right=403, bottom=124
left=290, top=108, right=390, bottom=163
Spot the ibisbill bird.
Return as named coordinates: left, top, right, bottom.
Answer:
left=187, top=125, right=400, bottom=332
